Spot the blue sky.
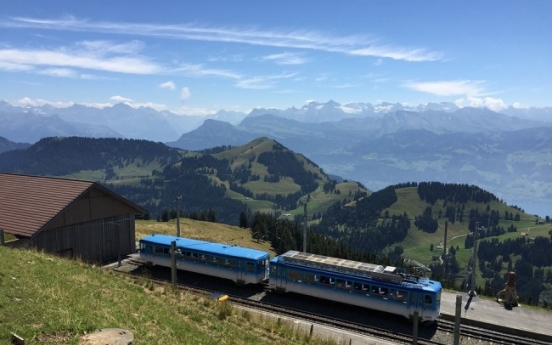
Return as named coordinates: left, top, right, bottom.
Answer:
left=1, top=1, right=550, bottom=116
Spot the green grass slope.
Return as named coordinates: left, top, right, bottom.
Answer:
left=0, top=245, right=336, bottom=345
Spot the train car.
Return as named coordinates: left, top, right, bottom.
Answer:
left=269, top=250, right=442, bottom=324
left=139, top=234, right=270, bottom=285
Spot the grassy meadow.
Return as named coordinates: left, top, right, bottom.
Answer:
left=0, top=220, right=339, bottom=345
left=135, top=218, right=277, bottom=257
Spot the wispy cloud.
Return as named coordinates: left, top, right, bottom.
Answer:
left=235, top=72, right=297, bottom=89
left=402, top=80, right=485, bottom=96
left=0, top=42, right=161, bottom=74
left=262, top=52, right=307, bottom=65
left=173, top=63, right=241, bottom=79
left=159, top=81, right=176, bottom=90
left=2, top=16, right=443, bottom=62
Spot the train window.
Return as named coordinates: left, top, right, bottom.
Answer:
left=247, top=262, right=254, bottom=272
left=336, top=279, right=351, bottom=290
left=372, top=286, right=388, bottom=298
left=288, top=269, right=302, bottom=282
left=154, top=246, right=164, bottom=254
left=320, top=276, right=335, bottom=286
left=304, top=273, right=317, bottom=284
left=353, top=282, right=369, bottom=293
left=213, top=256, right=220, bottom=264
left=391, top=289, right=408, bottom=303
left=225, top=259, right=235, bottom=268
left=424, top=295, right=433, bottom=306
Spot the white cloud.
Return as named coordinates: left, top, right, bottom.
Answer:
left=351, top=46, right=442, bottom=62
left=235, top=72, right=297, bottom=90
left=315, top=75, right=328, bottom=82
left=262, top=52, right=307, bottom=65
left=512, top=102, right=529, bottom=109
left=14, top=97, right=74, bottom=108
left=180, top=87, right=191, bottom=100
left=111, top=95, right=132, bottom=102
left=236, top=76, right=273, bottom=90
left=3, top=16, right=443, bottom=62
left=402, top=80, right=485, bottom=96
left=80, top=101, right=114, bottom=108
left=454, top=96, right=507, bottom=112
left=38, top=68, right=77, bottom=78
left=0, top=41, right=162, bottom=75
left=77, top=40, right=145, bottom=55
left=174, top=63, right=241, bottom=79
left=159, top=81, right=176, bottom=90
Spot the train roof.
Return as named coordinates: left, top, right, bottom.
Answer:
left=140, top=234, right=270, bottom=261
left=273, top=250, right=441, bottom=289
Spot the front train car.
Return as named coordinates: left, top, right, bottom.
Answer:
left=269, top=250, right=442, bottom=324
left=139, top=234, right=270, bottom=285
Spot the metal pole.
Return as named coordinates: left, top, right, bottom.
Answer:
left=469, top=222, right=478, bottom=296
left=176, top=196, right=181, bottom=237
left=171, top=240, right=177, bottom=288
left=303, top=203, right=307, bottom=253
left=0, top=228, right=4, bottom=245
left=116, top=223, right=121, bottom=267
left=412, top=310, right=418, bottom=345
left=453, top=294, right=462, bottom=345
left=442, top=221, right=448, bottom=277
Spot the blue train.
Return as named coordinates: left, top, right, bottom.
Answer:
left=139, top=234, right=269, bottom=285
left=138, top=234, right=442, bottom=323
left=269, top=250, right=442, bottom=324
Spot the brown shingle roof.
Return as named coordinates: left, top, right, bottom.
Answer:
left=0, top=173, right=145, bottom=237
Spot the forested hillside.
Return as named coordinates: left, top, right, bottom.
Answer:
left=0, top=136, right=184, bottom=176
left=0, top=136, right=365, bottom=225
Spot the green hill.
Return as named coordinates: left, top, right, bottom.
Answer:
left=0, top=136, right=369, bottom=225
left=309, top=181, right=552, bottom=307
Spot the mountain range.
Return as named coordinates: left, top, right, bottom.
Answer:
left=1, top=100, right=552, bottom=216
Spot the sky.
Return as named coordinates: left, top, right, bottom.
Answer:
left=1, top=1, right=551, bottom=116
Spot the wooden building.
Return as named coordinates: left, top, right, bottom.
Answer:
left=0, top=173, right=147, bottom=263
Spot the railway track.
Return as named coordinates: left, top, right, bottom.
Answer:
left=111, top=261, right=548, bottom=345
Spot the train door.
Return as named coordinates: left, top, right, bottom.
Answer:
left=410, top=292, right=426, bottom=318
left=237, top=260, right=246, bottom=284
left=276, top=265, right=287, bottom=292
